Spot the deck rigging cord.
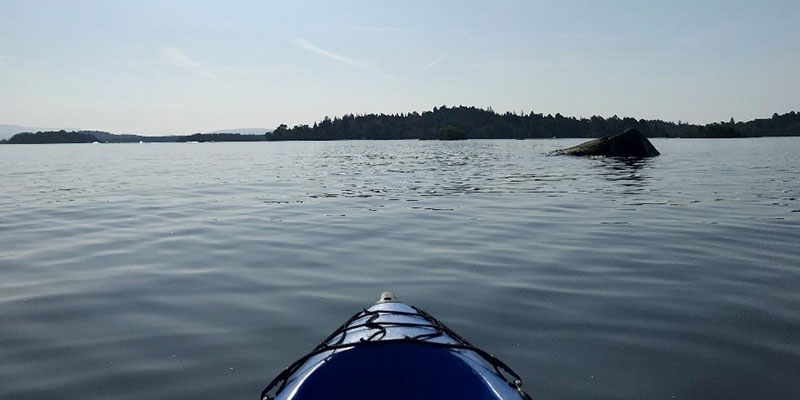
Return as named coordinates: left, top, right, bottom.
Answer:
left=261, top=306, right=533, bottom=400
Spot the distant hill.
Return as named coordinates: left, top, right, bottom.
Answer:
left=4, top=130, right=99, bottom=144
left=0, top=125, right=44, bottom=140
left=88, top=131, right=179, bottom=143
left=208, top=128, right=270, bottom=135
left=0, top=130, right=176, bottom=144
left=1, top=130, right=263, bottom=144
left=88, top=130, right=265, bottom=142
left=178, top=133, right=266, bottom=142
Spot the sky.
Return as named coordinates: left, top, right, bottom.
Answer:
left=0, top=0, right=798, bottom=135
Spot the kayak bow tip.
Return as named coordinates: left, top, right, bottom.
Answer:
left=377, top=291, right=399, bottom=303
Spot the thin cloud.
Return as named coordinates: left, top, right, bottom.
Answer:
left=291, top=37, right=363, bottom=67
left=157, top=46, right=216, bottom=79
left=329, top=25, right=413, bottom=33
left=422, top=53, right=448, bottom=71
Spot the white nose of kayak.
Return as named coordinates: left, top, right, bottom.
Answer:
left=377, top=291, right=398, bottom=303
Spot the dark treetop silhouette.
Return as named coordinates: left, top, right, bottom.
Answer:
left=2, top=107, right=798, bottom=144
left=265, top=107, right=799, bottom=141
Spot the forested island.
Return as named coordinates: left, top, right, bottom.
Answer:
left=3, top=130, right=102, bottom=144
left=266, top=107, right=800, bottom=140
left=2, top=107, right=798, bottom=144
left=0, top=131, right=262, bottom=144
left=177, top=133, right=266, bottom=142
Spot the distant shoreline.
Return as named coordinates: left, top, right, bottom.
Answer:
left=2, top=107, right=798, bottom=144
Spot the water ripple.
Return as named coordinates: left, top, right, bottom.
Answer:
left=0, top=139, right=799, bottom=399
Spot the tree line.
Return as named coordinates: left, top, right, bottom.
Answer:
left=3, top=130, right=100, bottom=144
left=1, top=131, right=263, bottom=144
left=2, top=107, right=798, bottom=144
left=267, top=106, right=800, bottom=141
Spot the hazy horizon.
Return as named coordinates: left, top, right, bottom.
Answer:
left=2, top=1, right=798, bottom=135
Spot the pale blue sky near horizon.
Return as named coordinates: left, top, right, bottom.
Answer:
left=1, top=0, right=798, bottom=135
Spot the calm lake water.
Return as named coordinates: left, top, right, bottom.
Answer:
left=1, top=138, right=798, bottom=399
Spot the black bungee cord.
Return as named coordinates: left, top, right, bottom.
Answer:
left=261, top=307, right=533, bottom=400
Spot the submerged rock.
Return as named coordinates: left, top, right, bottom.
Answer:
left=553, top=128, right=660, bottom=157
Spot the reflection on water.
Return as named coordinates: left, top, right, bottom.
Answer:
left=0, top=139, right=799, bottom=400
left=594, top=157, right=653, bottom=199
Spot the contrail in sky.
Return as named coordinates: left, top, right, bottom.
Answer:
left=291, top=36, right=363, bottom=67
left=158, top=46, right=216, bottom=78
left=422, top=53, right=448, bottom=71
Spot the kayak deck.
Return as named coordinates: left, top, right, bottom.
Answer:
left=285, top=342, right=506, bottom=400
left=261, top=294, right=531, bottom=400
